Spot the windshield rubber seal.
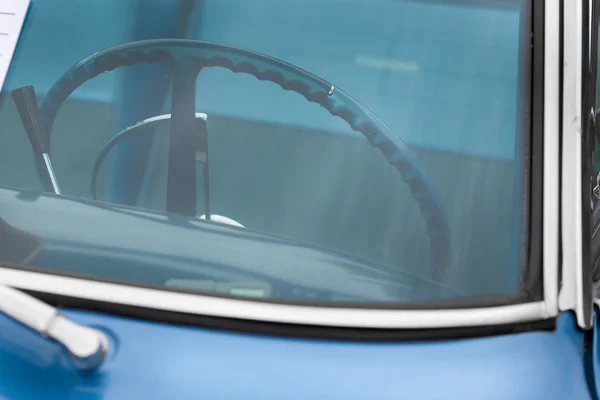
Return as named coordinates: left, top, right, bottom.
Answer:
left=30, top=289, right=555, bottom=342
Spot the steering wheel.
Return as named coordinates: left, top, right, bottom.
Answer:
left=37, top=39, right=451, bottom=279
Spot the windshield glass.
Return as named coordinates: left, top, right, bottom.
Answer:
left=0, top=0, right=532, bottom=305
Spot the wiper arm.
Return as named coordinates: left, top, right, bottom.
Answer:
left=0, top=283, right=108, bottom=371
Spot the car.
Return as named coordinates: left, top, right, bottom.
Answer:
left=0, top=0, right=598, bottom=399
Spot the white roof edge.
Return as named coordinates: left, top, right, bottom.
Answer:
left=0, top=267, right=549, bottom=329
left=542, top=0, right=560, bottom=317
left=559, top=0, right=592, bottom=328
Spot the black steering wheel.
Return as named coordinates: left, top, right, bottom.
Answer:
left=37, top=39, right=451, bottom=279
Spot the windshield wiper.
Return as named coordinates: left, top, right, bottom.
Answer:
left=0, top=283, right=108, bottom=371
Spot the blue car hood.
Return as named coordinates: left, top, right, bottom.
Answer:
left=0, top=309, right=590, bottom=400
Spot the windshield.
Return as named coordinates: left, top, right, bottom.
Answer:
left=0, top=0, right=532, bottom=306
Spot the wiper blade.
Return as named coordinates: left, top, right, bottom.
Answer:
left=0, top=283, right=108, bottom=371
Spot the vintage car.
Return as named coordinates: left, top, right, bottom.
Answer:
left=1, top=0, right=599, bottom=398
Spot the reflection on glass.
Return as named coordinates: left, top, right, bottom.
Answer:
left=0, top=0, right=530, bottom=305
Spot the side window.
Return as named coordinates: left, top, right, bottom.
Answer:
left=594, top=32, right=600, bottom=226
left=593, top=18, right=600, bottom=226
left=590, top=14, right=600, bottom=281
left=593, top=139, right=600, bottom=225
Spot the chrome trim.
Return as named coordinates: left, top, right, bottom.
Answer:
left=543, top=0, right=560, bottom=318
left=197, top=214, right=245, bottom=228
left=42, top=153, right=61, bottom=195
left=136, top=112, right=207, bottom=125
left=0, top=268, right=550, bottom=329
left=559, top=0, right=591, bottom=328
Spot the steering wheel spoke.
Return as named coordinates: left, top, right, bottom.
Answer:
left=166, top=61, right=201, bottom=216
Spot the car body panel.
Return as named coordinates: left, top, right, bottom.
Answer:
left=0, top=310, right=590, bottom=400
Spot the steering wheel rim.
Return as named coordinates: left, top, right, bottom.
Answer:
left=38, top=39, right=451, bottom=280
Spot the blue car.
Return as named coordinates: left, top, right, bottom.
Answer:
left=1, top=0, right=599, bottom=398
